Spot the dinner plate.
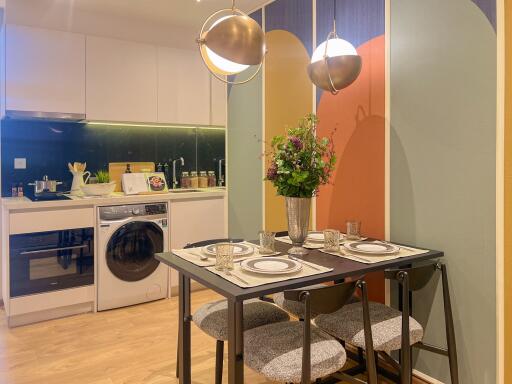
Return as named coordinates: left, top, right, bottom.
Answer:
left=344, top=241, right=400, bottom=255
left=202, top=243, right=254, bottom=257
left=307, top=231, right=346, bottom=243
left=241, top=257, right=302, bottom=275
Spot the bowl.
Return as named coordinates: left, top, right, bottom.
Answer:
left=80, top=182, right=116, bottom=196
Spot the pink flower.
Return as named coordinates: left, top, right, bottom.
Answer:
left=289, top=136, right=303, bottom=150
left=267, top=162, right=278, bottom=180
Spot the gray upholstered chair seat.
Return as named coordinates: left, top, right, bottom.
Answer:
left=244, top=321, right=347, bottom=383
left=314, top=301, right=424, bottom=352
left=272, top=284, right=327, bottom=318
left=193, top=298, right=290, bottom=341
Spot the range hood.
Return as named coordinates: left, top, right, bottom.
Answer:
left=5, top=110, right=86, bottom=122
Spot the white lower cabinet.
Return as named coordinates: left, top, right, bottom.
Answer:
left=169, top=197, right=226, bottom=292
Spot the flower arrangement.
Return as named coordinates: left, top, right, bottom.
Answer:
left=265, top=113, right=336, bottom=197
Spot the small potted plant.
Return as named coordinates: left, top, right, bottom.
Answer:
left=81, top=170, right=116, bottom=196
left=265, top=113, right=336, bottom=255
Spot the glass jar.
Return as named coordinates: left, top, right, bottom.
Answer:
left=199, top=171, right=208, bottom=188
left=207, top=171, right=217, bottom=187
left=181, top=171, right=190, bottom=189
left=190, top=171, right=199, bottom=188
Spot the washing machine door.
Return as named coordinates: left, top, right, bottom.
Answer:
left=106, top=221, right=163, bottom=282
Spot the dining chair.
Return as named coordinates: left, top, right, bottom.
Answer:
left=244, top=280, right=378, bottom=384
left=175, top=238, right=290, bottom=384
left=314, top=262, right=458, bottom=384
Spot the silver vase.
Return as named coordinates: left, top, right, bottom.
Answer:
left=285, top=197, right=311, bottom=256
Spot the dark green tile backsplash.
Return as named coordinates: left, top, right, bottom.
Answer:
left=1, top=119, right=226, bottom=196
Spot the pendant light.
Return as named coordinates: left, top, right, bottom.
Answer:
left=197, top=0, right=266, bottom=85
left=307, top=0, right=362, bottom=94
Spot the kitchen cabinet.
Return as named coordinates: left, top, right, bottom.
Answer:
left=5, top=25, right=86, bottom=115
left=210, top=76, right=227, bottom=126
left=169, top=197, right=226, bottom=290
left=157, top=47, right=210, bottom=125
left=86, top=36, right=158, bottom=122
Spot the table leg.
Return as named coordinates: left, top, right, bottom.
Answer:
left=178, top=273, right=191, bottom=384
left=228, top=299, right=244, bottom=384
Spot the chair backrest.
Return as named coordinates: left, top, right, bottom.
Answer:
left=284, top=282, right=357, bottom=315
left=384, top=262, right=440, bottom=291
left=284, top=280, right=377, bottom=384
left=184, top=238, right=243, bottom=249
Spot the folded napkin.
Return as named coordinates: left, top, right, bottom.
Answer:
left=320, top=241, right=429, bottom=264
left=206, top=256, right=333, bottom=288
left=173, top=241, right=281, bottom=267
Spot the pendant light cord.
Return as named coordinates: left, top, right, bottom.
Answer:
left=231, top=0, right=235, bottom=11
left=333, top=0, right=337, bottom=36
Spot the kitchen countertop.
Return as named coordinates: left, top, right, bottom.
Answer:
left=1, top=189, right=226, bottom=211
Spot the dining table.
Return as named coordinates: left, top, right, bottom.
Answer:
left=156, top=239, right=444, bottom=384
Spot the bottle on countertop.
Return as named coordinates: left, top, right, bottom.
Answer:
left=207, top=171, right=217, bottom=188
left=156, top=163, right=164, bottom=173
left=190, top=171, right=199, bottom=188
left=163, top=163, right=170, bottom=187
left=17, top=182, right=24, bottom=197
left=11, top=183, right=17, bottom=197
left=125, top=164, right=132, bottom=173
left=181, top=171, right=190, bottom=189
left=199, top=171, right=208, bottom=188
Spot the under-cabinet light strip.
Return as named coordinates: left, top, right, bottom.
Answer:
left=86, top=121, right=226, bottom=131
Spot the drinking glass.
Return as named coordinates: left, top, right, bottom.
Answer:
left=323, top=229, right=341, bottom=252
left=346, top=221, right=361, bottom=240
left=259, top=231, right=276, bottom=255
left=215, top=243, right=234, bottom=271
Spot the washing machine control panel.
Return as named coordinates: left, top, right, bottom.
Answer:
left=99, top=203, right=167, bottom=221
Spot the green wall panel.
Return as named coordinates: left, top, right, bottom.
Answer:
left=227, top=70, right=263, bottom=239
left=390, top=0, right=496, bottom=382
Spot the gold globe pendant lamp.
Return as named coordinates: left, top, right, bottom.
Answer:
left=197, top=0, right=266, bottom=85
left=307, top=0, right=362, bottom=94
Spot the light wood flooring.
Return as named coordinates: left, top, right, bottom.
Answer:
left=0, top=289, right=428, bottom=384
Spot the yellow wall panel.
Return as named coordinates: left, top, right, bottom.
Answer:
left=264, top=30, right=313, bottom=231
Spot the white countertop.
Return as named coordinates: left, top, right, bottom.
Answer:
left=1, top=189, right=226, bottom=211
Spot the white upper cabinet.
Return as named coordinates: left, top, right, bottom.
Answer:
left=157, top=47, right=210, bottom=126
left=86, top=36, right=158, bottom=122
left=210, top=76, right=227, bottom=126
left=6, top=25, right=86, bottom=115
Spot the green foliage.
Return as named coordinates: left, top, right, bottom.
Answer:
left=265, top=113, right=337, bottom=198
left=95, top=170, right=110, bottom=183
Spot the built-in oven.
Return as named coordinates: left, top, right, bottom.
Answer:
left=10, top=228, right=94, bottom=297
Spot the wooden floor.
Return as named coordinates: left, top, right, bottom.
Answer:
left=0, top=289, right=428, bottom=384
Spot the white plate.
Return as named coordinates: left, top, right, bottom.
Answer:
left=307, top=231, right=345, bottom=243
left=241, top=257, right=302, bottom=275
left=202, top=243, right=254, bottom=257
left=344, top=241, right=400, bottom=255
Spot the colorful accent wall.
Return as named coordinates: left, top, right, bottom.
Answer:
left=390, top=0, right=497, bottom=382
left=316, top=0, right=386, bottom=302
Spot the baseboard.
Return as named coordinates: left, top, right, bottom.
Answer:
left=413, top=369, right=444, bottom=384
left=7, top=302, right=94, bottom=327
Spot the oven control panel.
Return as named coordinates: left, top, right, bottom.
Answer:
left=99, top=203, right=167, bottom=221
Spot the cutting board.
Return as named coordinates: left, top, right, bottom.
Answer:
left=108, top=162, right=155, bottom=192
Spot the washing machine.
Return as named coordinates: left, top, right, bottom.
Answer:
left=97, top=202, right=169, bottom=311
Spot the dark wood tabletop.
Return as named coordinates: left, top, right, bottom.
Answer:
left=156, top=240, right=444, bottom=301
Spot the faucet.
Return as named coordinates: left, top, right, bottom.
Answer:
left=171, top=157, right=185, bottom=189
left=218, top=159, right=225, bottom=187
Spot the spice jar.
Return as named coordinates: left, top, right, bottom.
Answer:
left=190, top=171, right=199, bottom=188
left=181, top=171, right=190, bottom=189
left=207, top=171, right=217, bottom=187
left=199, top=171, right=208, bottom=188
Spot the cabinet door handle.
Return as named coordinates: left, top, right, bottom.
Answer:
left=20, top=244, right=88, bottom=255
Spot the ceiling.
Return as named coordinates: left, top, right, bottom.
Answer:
left=66, top=0, right=269, bottom=29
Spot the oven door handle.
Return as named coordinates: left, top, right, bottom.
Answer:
left=20, top=244, right=88, bottom=255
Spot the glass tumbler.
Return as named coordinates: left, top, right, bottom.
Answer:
left=346, top=221, right=362, bottom=240
left=323, top=229, right=341, bottom=252
left=215, top=243, right=234, bottom=271
left=259, top=231, right=276, bottom=254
